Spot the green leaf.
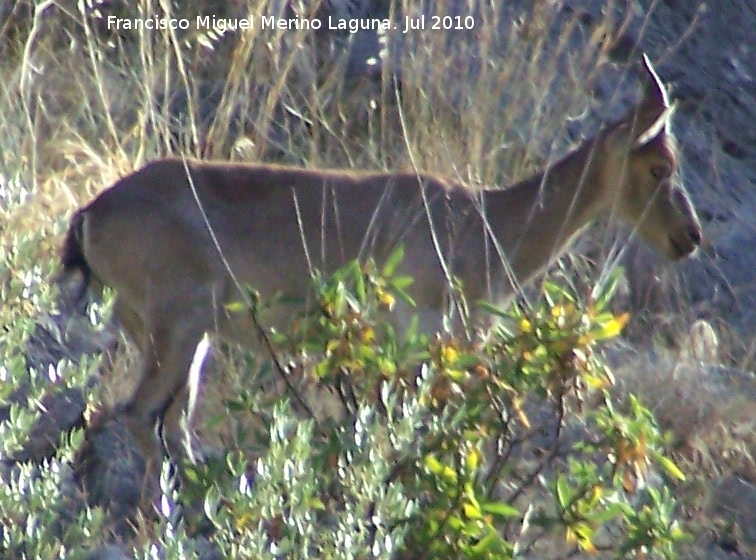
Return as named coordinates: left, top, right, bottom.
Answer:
left=463, top=501, right=483, bottom=520
left=307, top=497, right=326, bottom=510
left=356, top=343, right=376, bottom=361
left=469, top=529, right=500, bottom=555
left=389, top=275, right=414, bottom=290
left=465, top=446, right=481, bottom=472
left=590, top=312, right=629, bottom=341
left=587, top=503, right=627, bottom=524
left=555, top=475, right=571, bottom=509
left=382, top=245, right=405, bottom=277
left=591, top=266, right=624, bottom=309
left=455, top=354, right=482, bottom=369
left=476, top=300, right=508, bottom=318
left=314, top=360, right=331, bottom=379
left=405, top=314, right=419, bottom=341
left=346, top=259, right=362, bottom=281
left=652, top=451, right=687, bottom=481
left=446, top=514, right=465, bottom=531
left=572, top=521, right=596, bottom=551
left=333, top=282, right=346, bottom=316
left=544, top=281, right=574, bottom=306
left=618, top=532, right=652, bottom=556
left=224, top=399, right=247, bottom=412
left=424, top=455, right=458, bottom=485
left=481, top=501, right=520, bottom=518
left=355, top=266, right=366, bottom=302
left=225, top=301, right=248, bottom=314
left=393, top=286, right=416, bottom=307
left=669, top=523, right=689, bottom=541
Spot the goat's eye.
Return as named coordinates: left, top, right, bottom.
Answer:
left=651, top=164, right=672, bottom=181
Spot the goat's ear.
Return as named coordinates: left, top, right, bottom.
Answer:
left=631, top=54, right=676, bottom=147
left=634, top=100, right=677, bottom=147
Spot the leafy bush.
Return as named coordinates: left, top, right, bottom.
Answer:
left=172, top=250, right=689, bottom=559
left=0, top=232, right=690, bottom=559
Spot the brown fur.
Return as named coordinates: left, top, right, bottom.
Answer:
left=58, top=56, right=702, bottom=476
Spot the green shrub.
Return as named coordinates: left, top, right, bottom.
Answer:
left=0, top=239, right=690, bottom=558
left=186, top=251, right=689, bottom=559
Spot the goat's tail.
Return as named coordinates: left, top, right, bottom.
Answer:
left=57, top=209, right=94, bottom=312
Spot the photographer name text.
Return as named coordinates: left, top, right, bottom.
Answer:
left=106, top=14, right=476, bottom=34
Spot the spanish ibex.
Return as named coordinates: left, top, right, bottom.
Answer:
left=59, top=55, right=701, bottom=472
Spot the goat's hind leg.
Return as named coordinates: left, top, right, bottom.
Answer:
left=93, top=297, right=143, bottom=384
left=122, top=301, right=211, bottom=493
left=160, top=332, right=212, bottom=467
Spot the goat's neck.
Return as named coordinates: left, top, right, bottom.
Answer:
left=481, top=139, right=607, bottom=285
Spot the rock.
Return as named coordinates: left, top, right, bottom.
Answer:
left=83, top=545, right=133, bottom=560
left=0, top=383, right=30, bottom=425
left=631, top=0, right=756, bottom=336
left=9, top=386, right=87, bottom=464
left=24, top=312, right=115, bottom=374
left=708, top=476, right=756, bottom=557
left=194, top=536, right=225, bottom=560
left=74, top=414, right=149, bottom=539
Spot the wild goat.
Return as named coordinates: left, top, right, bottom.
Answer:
left=58, top=55, right=701, bottom=475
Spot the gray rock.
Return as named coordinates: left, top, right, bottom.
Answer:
left=630, top=0, right=756, bottom=336
left=9, top=386, right=87, bottom=464
left=83, top=544, right=133, bottom=560
left=711, top=476, right=756, bottom=543
left=24, top=312, right=114, bottom=374
left=74, top=415, right=149, bottom=539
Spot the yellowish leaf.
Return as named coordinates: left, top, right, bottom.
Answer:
left=465, top=446, right=481, bottom=471
left=463, top=501, right=483, bottom=519
left=360, top=326, right=375, bottom=343
left=592, top=312, right=630, bottom=341
left=225, top=301, right=247, bottom=314
left=377, top=288, right=395, bottom=310
left=441, top=344, right=459, bottom=364
left=654, top=452, right=687, bottom=481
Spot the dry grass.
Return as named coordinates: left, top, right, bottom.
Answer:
left=2, top=0, right=613, bottom=406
